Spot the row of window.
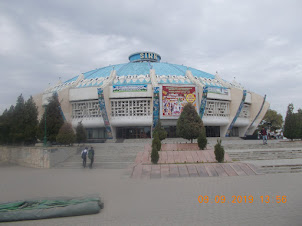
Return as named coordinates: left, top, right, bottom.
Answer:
left=71, top=99, right=249, bottom=118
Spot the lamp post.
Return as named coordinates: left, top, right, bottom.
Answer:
left=43, top=105, right=47, bottom=146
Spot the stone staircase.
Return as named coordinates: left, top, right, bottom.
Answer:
left=228, top=149, right=302, bottom=161
left=54, top=142, right=146, bottom=169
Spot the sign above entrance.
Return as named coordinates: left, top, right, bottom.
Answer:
left=113, top=84, right=147, bottom=93
left=129, top=52, right=161, bottom=62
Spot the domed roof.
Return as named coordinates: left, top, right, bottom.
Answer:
left=49, top=52, right=229, bottom=92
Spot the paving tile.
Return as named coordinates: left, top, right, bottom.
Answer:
left=141, top=151, right=150, bottom=164
left=178, top=165, right=189, bottom=177
left=185, top=152, right=194, bottom=163
left=173, top=151, right=180, bottom=163
left=197, top=151, right=207, bottom=163
left=220, top=163, right=238, bottom=176
left=179, top=152, right=187, bottom=163
left=246, top=163, right=263, bottom=175
left=229, top=163, right=248, bottom=176
left=204, top=164, right=219, bottom=176
left=159, top=151, right=167, bottom=164
left=132, top=164, right=143, bottom=179
left=141, top=165, right=151, bottom=179
left=134, top=152, right=143, bottom=164
left=191, top=151, right=199, bottom=163
left=186, top=164, right=199, bottom=177
left=237, top=163, right=256, bottom=175
left=195, top=164, right=209, bottom=177
left=160, top=165, right=170, bottom=178
left=150, top=165, right=161, bottom=179
left=224, top=153, right=232, bottom=162
left=167, top=151, right=174, bottom=163
left=169, top=165, right=179, bottom=177
left=208, top=150, right=217, bottom=162
left=214, top=164, right=229, bottom=176
left=203, top=151, right=212, bottom=162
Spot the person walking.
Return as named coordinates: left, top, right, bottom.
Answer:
left=81, top=147, right=88, bottom=168
left=88, top=146, right=95, bottom=169
left=261, top=127, right=267, bottom=145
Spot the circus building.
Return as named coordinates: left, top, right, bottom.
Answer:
left=33, top=52, right=269, bottom=140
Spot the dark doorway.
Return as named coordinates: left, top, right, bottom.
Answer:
left=205, top=126, right=220, bottom=137
left=117, top=127, right=151, bottom=139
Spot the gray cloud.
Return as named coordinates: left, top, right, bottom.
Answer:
left=0, top=0, right=301, bottom=117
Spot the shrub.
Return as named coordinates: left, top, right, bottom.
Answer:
left=56, top=123, right=76, bottom=145
left=214, top=139, right=224, bottom=163
left=197, top=128, right=207, bottom=150
left=176, top=103, right=203, bottom=143
left=153, top=120, right=167, bottom=141
left=152, top=134, right=161, bottom=151
left=151, top=134, right=160, bottom=164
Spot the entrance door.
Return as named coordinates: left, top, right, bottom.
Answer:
left=117, top=127, right=151, bottom=139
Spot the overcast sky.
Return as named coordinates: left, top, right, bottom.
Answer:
left=0, top=0, right=301, bottom=118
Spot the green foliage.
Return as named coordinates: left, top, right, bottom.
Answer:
left=151, top=134, right=160, bottom=164
left=56, top=122, right=75, bottom=145
left=23, top=96, right=38, bottom=144
left=153, top=120, right=167, bottom=141
left=152, top=133, right=161, bottom=151
left=214, top=139, right=224, bottom=163
left=38, top=93, right=64, bottom=142
left=261, top=109, right=283, bottom=132
left=0, top=106, right=14, bottom=144
left=297, top=109, right=302, bottom=139
left=283, top=103, right=300, bottom=140
left=176, top=103, right=203, bottom=143
left=197, top=127, right=207, bottom=150
left=10, top=94, right=26, bottom=143
left=0, top=95, right=38, bottom=145
left=76, top=121, right=87, bottom=143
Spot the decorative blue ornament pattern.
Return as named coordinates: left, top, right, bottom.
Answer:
left=199, top=86, right=208, bottom=119
left=97, top=88, right=113, bottom=139
left=152, top=87, right=160, bottom=130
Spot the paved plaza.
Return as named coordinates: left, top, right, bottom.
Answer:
left=0, top=138, right=302, bottom=225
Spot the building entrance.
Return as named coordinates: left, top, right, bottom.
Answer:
left=116, top=127, right=151, bottom=139
left=205, top=126, right=220, bottom=137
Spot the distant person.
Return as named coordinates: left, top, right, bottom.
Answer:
left=261, top=128, right=267, bottom=145
left=88, top=146, right=95, bottom=169
left=81, top=147, right=88, bottom=168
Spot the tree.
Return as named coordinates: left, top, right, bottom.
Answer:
left=0, top=107, right=14, bottom=144
left=23, top=96, right=38, bottom=144
left=283, top=103, right=299, bottom=140
left=38, top=93, right=64, bottom=142
left=197, top=127, right=207, bottom=150
left=151, top=134, right=160, bottom=164
left=214, top=139, right=224, bottom=163
left=56, top=122, right=76, bottom=145
left=76, top=121, right=87, bottom=143
left=10, top=94, right=26, bottom=144
left=176, top=103, right=203, bottom=143
left=297, top=109, right=302, bottom=139
left=152, top=120, right=167, bottom=141
left=261, top=109, right=283, bottom=132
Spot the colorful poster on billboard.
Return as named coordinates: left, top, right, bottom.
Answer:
left=161, top=86, right=197, bottom=118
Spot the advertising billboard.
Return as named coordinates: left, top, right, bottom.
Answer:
left=161, top=86, right=197, bottom=118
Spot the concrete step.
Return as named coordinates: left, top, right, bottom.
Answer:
left=55, top=161, right=132, bottom=169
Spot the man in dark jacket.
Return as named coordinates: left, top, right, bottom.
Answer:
left=88, top=147, right=95, bottom=168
